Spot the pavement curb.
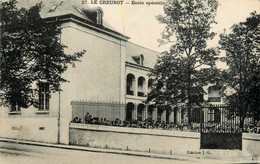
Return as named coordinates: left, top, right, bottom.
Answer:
left=0, top=137, right=259, bottom=163
left=0, top=138, right=195, bottom=161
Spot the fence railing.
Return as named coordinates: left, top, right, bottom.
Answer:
left=71, top=102, right=260, bottom=133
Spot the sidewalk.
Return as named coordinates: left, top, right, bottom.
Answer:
left=0, top=137, right=259, bottom=164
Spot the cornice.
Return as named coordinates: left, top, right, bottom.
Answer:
left=44, top=14, right=130, bottom=41
left=125, top=61, right=152, bottom=71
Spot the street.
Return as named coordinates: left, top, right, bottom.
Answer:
left=0, top=147, right=196, bottom=164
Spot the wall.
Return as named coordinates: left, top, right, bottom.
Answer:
left=0, top=20, right=127, bottom=145
left=0, top=107, right=59, bottom=143
left=69, top=124, right=260, bottom=159
left=58, top=21, right=126, bottom=144
left=60, top=22, right=125, bottom=103
left=69, top=123, right=200, bottom=156
left=243, top=133, right=260, bottom=157
left=0, top=90, right=60, bottom=143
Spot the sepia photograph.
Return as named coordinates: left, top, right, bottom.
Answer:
left=0, top=0, right=259, bottom=163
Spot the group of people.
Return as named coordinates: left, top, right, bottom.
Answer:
left=71, top=113, right=260, bottom=133
left=71, top=113, right=201, bottom=132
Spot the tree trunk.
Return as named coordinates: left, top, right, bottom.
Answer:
left=187, top=69, right=191, bottom=125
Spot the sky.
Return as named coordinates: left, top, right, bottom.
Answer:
left=11, top=0, right=260, bottom=53
left=87, top=0, right=260, bottom=52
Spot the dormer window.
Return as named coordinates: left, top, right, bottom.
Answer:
left=97, top=10, right=102, bottom=25
left=132, top=54, right=144, bottom=66
left=140, top=54, right=144, bottom=65
left=82, top=8, right=103, bottom=25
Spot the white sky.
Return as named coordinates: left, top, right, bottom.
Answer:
left=13, top=0, right=260, bottom=53
left=87, top=0, right=260, bottom=52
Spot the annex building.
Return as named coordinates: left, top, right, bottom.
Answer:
left=0, top=1, right=224, bottom=144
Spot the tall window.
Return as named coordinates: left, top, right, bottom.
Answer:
left=38, top=82, right=50, bottom=111
left=157, top=108, right=163, bottom=122
left=148, top=106, right=153, bottom=121
left=208, top=109, right=214, bottom=122
left=126, top=74, right=135, bottom=95
left=138, top=77, right=145, bottom=97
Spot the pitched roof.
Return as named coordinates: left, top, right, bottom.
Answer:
left=125, top=42, right=160, bottom=69
left=17, top=0, right=123, bottom=37
left=17, top=0, right=160, bottom=66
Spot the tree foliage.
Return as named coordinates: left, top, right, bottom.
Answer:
left=148, top=0, right=219, bottom=124
left=219, top=12, right=260, bottom=127
left=0, top=0, right=86, bottom=108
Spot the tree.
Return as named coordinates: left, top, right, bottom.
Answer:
left=147, top=0, right=219, bottom=125
left=219, top=12, right=260, bottom=130
left=0, top=0, right=86, bottom=108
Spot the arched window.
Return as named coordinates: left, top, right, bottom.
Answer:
left=148, top=79, right=153, bottom=93
left=126, top=74, right=135, bottom=95
left=137, top=76, right=146, bottom=97
left=137, top=104, right=145, bottom=121
left=126, top=103, right=134, bottom=120
left=96, top=9, right=103, bottom=25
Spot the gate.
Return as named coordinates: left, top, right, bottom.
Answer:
left=200, top=105, right=242, bottom=150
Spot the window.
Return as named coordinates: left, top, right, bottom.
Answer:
left=137, top=104, right=145, bottom=121
left=208, top=109, right=214, bottom=122
left=132, top=54, right=144, bottom=65
left=148, top=106, right=153, bottom=121
left=126, top=74, right=135, bottom=95
left=38, top=82, right=50, bottom=111
left=140, top=54, right=144, bottom=65
left=137, top=77, right=145, bottom=97
left=157, top=108, right=163, bottom=122
left=148, top=79, right=153, bottom=93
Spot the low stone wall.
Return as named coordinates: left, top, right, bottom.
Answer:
left=69, top=123, right=200, bottom=156
left=243, top=133, right=260, bottom=157
left=69, top=123, right=260, bottom=159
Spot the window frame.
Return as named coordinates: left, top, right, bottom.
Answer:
left=208, top=109, right=215, bottom=122
left=38, top=82, right=50, bottom=111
